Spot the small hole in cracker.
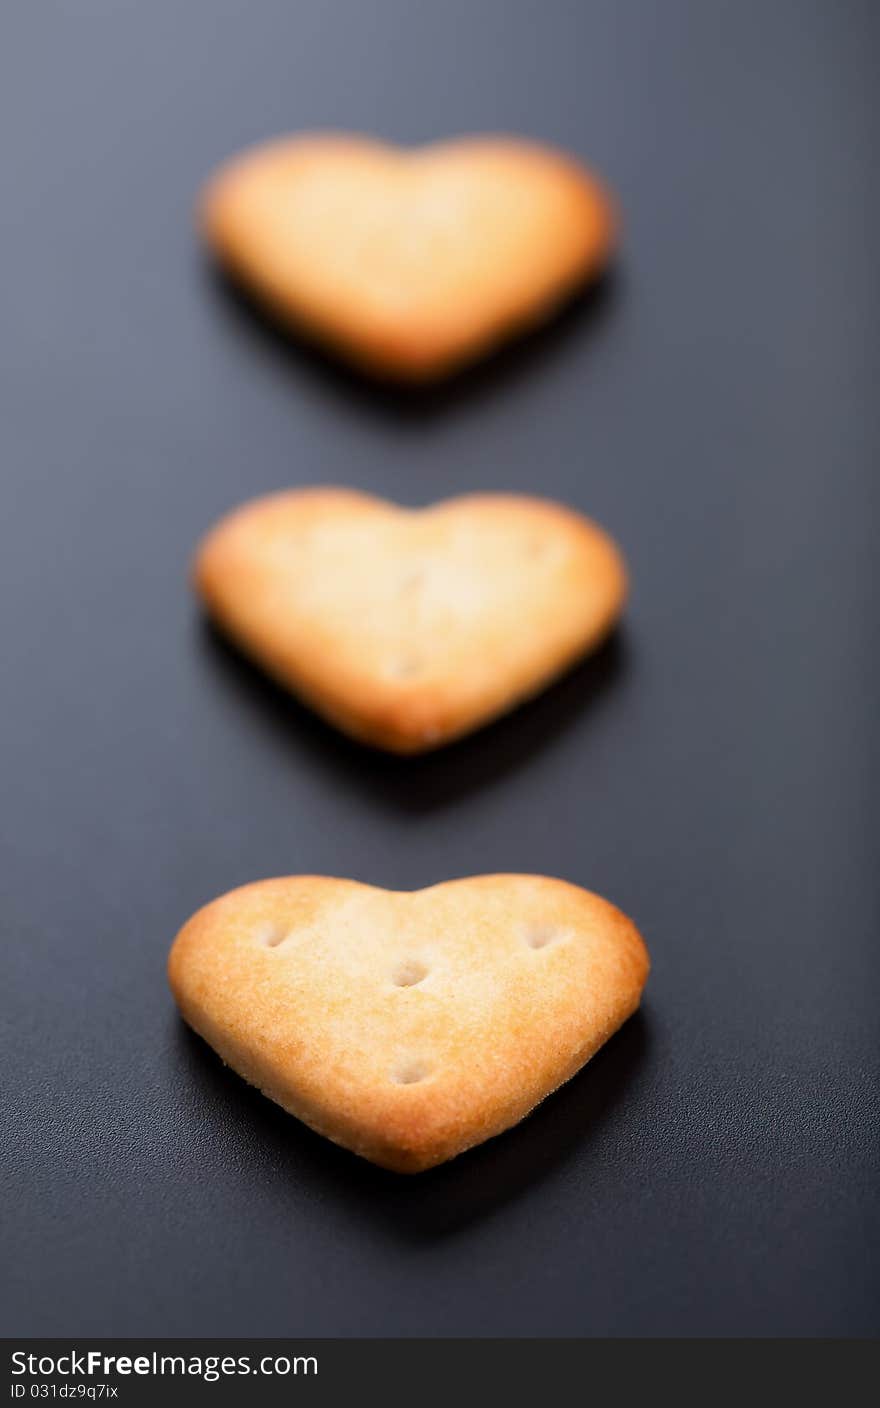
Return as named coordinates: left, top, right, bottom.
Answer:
left=386, top=652, right=423, bottom=680
left=257, top=921, right=290, bottom=949
left=392, top=959, right=428, bottom=987
left=398, top=567, right=425, bottom=594
left=393, top=1059, right=431, bottom=1085
left=524, top=922, right=559, bottom=950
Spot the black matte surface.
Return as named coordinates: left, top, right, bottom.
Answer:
left=2, top=0, right=878, bottom=1338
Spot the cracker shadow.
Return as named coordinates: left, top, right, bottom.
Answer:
left=175, top=1009, right=651, bottom=1242
left=197, top=618, right=629, bottom=814
left=203, top=259, right=621, bottom=423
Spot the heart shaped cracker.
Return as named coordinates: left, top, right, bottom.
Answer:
left=194, top=488, right=627, bottom=753
left=200, top=133, right=616, bottom=379
left=169, top=874, right=648, bottom=1172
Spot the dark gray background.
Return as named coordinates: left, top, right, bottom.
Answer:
left=1, top=0, right=878, bottom=1337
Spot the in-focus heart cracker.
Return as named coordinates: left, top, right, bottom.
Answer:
left=168, top=874, right=649, bottom=1172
